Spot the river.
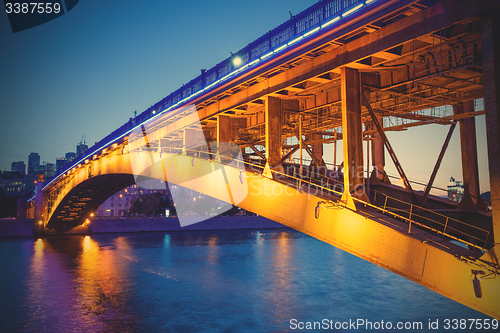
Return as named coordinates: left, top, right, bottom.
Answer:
left=0, top=227, right=495, bottom=332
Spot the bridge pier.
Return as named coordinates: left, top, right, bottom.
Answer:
left=341, top=67, right=367, bottom=202
left=33, top=181, right=47, bottom=225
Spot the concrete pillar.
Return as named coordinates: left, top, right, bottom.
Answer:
left=453, top=101, right=482, bottom=211
left=265, top=96, right=282, bottom=169
left=341, top=67, right=366, bottom=200
left=482, top=12, right=500, bottom=244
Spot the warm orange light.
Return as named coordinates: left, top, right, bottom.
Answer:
left=85, top=219, right=90, bottom=224
left=38, top=221, right=42, bottom=225
left=85, top=159, right=89, bottom=164
left=90, top=213, right=94, bottom=217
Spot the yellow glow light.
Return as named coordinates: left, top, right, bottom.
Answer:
left=38, top=221, right=42, bottom=225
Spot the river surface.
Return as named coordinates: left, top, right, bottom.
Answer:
left=0, top=227, right=496, bottom=332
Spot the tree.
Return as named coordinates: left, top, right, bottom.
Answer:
left=130, top=193, right=173, bottom=216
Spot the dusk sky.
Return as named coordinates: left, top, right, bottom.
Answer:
left=0, top=0, right=491, bottom=193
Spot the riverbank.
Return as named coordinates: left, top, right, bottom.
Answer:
left=0, top=216, right=287, bottom=238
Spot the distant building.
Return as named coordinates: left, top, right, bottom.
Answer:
left=97, top=179, right=170, bottom=217
left=0, top=171, right=24, bottom=196
left=65, top=152, right=77, bottom=164
left=0, top=170, right=37, bottom=197
left=56, top=158, right=67, bottom=174
left=448, top=176, right=464, bottom=202
left=28, top=153, right=40, bottom=176
left=76, top=142, right=88, bottom=157
left=11, top=161, right=25, bottom=175
left=43, top=162, right=55, bottom=178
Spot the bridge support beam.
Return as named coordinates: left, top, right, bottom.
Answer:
left=482, top=12, right=500, bottom=244
left=341, top=67, right=367, bottom=201
left=307, top=133, right=325, bottom=168
left=216, top=115, right=232, bottom=158
left=370, top=116, right=389, bottom=184
left=264, top=96, right=282, bottom=175
left=453, top=101, right=484, bottom=212
left=217, top=115, right=231, bottom=144
left=183, top=128, right=199, bottom=152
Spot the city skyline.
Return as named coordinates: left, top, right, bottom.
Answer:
left=0, top=0, right=491, bottom=193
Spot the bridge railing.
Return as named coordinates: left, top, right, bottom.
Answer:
left=180, top=147, right=491, bottom=251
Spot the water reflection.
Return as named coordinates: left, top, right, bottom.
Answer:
left=22, top=236, right=138, bottom=332
left=266, top=231, right=294, bottom=329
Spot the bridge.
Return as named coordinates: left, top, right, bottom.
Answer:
left=26, top=0, right=500, bottom=318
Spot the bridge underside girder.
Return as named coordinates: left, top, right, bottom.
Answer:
left=48, top=174, right=135, bottom=230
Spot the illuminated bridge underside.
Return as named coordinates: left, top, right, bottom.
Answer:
left=44, top=151, right=500, bottom=319
left=38, top=0, right=500, bottom=319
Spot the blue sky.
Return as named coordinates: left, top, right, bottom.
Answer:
left=0, top=0, right=490, bottom=193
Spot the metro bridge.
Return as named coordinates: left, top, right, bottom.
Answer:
left=26, top=0, right=500, bottom=318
